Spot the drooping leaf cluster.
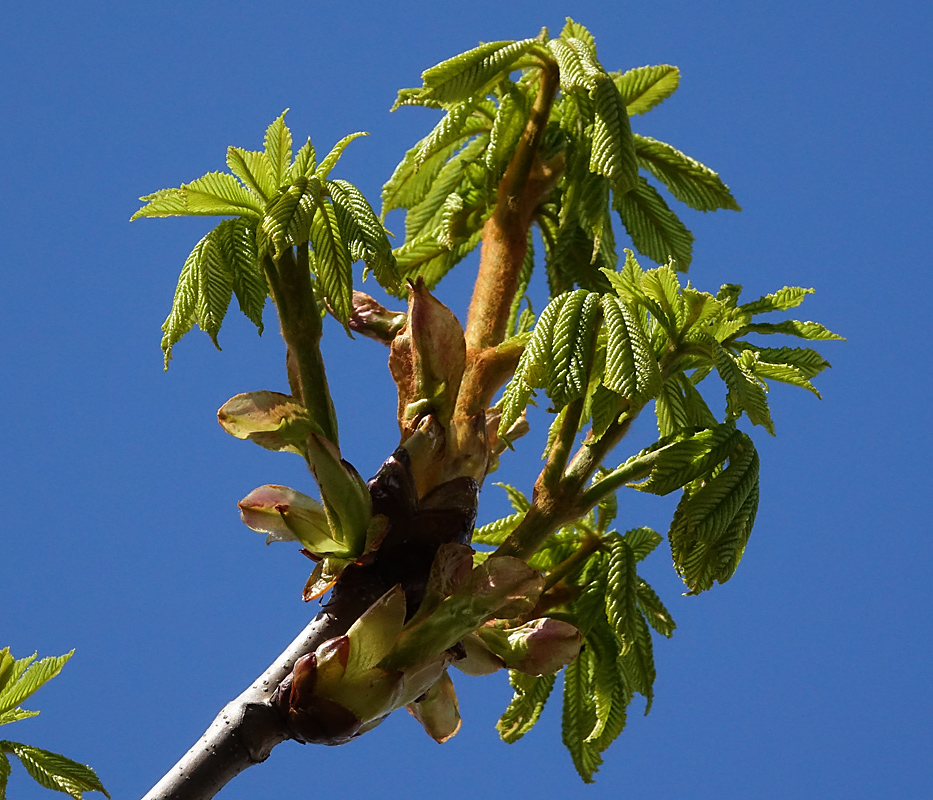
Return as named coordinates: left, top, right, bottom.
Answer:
left=382, top=19, right=739, bottom=295
left=0, top=648, right=109, bottom=799
left=472, top=251, right=840, bottom=779
left=498, top=251, right=841, bottom=445
left=133, top=111, right=398, bottom=366
left=474, top=488, right=671, bottom=781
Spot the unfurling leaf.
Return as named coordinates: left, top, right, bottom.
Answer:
left=407, top=669, right=462, bottom=743
left=218, top=391, right=321, bottom=454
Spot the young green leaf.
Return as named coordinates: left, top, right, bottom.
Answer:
left=634, top=135, right=740, bottom=212
left=589, top=77, right=638, bottom=196
left=614, top=64, right=680, bottom=116
left=1, top=742, right=109, bottom=799
left=419, top=39, right=539, bottom=105
left=669, top=435, right=760, bottom=593
left=315, top=132, right=368, bottom=182
left=615, top=176, right=694, bottom=269
left=561, top=648, right=602, bottom=783
left=220, top=218, right=266, bottom=333
left=496, top=671, right=556, bottom=743
left=257, top=176, right=322, bottom=259
left=310, top=199, right=354, bottom=324
left=637, top=579, right=676, bottom=637
left=226, top=147, right=276, bottom=202
left=605, top=533, right=639, bottom=652
left=0, top=652, right=72, bottom=717
left=622, top=527, right=663, bottom=561
left=263, top=110, right=293, bottom=189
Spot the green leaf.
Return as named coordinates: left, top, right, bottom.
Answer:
left=655, top=373, right=718, bottom=437
left=589, top=76, right=638, bottom=196
left=219, top=218, right=266, bottom=333
left=192, top=227, right=234, bottom=350
left=740, top=286, right=812, bottom=314
left=309, top=199, right=354, bottom=324
left=614, top=64, right=680, bottom=115
left=605, top=534, right=638, bottom=653
left=548, top=290, right=602, bottom=407
left=713, top=344, right=775, bottom=434
left=615, top=176, right=694, bottom=269
left=631, top=423, right=743, bottom=496
left=2, top=742, right=109, bottom=799
left=257, top=176, right=322, bottom=259
left=0, top=652, right=71, bottom=718
left=226, top=147, right=275, bottom=202
left=734, top=344, right=831, bottom=378
left=0, top=708, right=40, bottom=726
left=637, top=580, right=676, bottom=637
left=382, top=139, right=461, bottom=215
left=326, top=180, right=400, bottom=292
left=472, top=512, right=524, bottom=546
left=180, top=171, right=264, bottom=218
left=548, top=37, right=603, bottom=93
left=486, top=84, right=529, bottom=176
left=622, top=527, right=662, bottom=561
left=289, top=138, right=317, bottom=182
left=315, top=132, right=368, bottom=182
left=131, top=188, right=191, bottom=219
left=420, top=39, right=538, bottom=105
left=495, top=482, right=531, bottom=514
left=600, top=294, right=661, bottom=401
left=0, top=752, right=10, bottom=799
left=634, top=135, right=740, bottom=212
left=739, top=319, right=844, bottom=341
left=619, top=612, right=656, bottom=712
left=413, top=101, right=493, bottom=169
left=561, top=649, right=602, bottom=783
left=497, top=671, right=556, bottom=743
left=264, top=110, right=293, bottom=189
left=669, top=435, right=760, bottom=593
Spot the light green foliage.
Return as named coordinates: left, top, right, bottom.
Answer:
left=136, top=17, right=841, bottom=787
left=485, top=250, right=838, bottom=778
left=133, top=112, right=397, bottom=366
left=0, top=648, right=108, bottom=799
left=383, top=19, right=738, bottom=292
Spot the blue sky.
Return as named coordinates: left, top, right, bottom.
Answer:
left=2, top=1, right=931, bottom=798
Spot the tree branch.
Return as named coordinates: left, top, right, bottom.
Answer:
left=141, top=586, right=378, bottom=800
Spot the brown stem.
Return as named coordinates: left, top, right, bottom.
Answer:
left=463, top=59, right=560, bottom=355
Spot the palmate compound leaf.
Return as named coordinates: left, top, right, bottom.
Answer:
left=218, top=218, right=266, bottom=334
left=634, top=135, right=741, bottom=212
left=1, top=742, right=109, bottom=799
left=613, top=64, right=680, bottom=116
left=417, top=39, right=540, bottom=106
left=637, top=579, right=676, bottom=638
left=669, top=433, right=760, bottom=593
left=615, top=176, right=694, bottom=270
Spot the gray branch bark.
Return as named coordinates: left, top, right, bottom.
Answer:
left=140, top=594, right=367, bottom=800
